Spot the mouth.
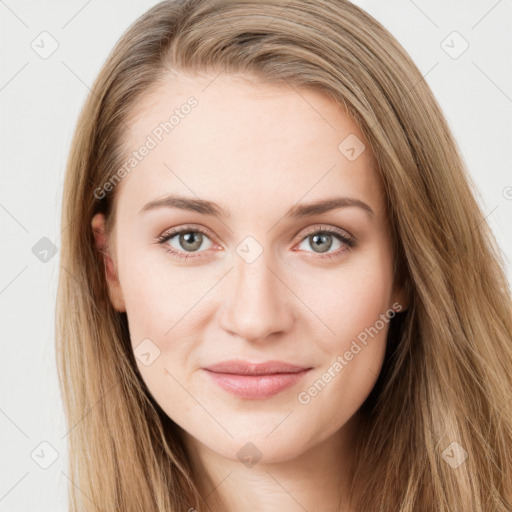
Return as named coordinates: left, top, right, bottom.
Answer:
left=202, top=360, right=312, bottom=399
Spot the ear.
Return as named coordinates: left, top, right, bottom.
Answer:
left=390, top=280, right=410, bottom=314
left=91, top=213, right=126, bottom=312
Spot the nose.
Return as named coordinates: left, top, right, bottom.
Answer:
left=218, top=251, right=295, bottom=343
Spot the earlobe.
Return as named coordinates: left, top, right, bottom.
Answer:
left=91, top=213, right=126, bottom=312
left=391, top=283, right=410, bottom=313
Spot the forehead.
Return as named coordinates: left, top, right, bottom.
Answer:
left=115, top=72, right=384, bottom=218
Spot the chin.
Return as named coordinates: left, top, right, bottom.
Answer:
left=203, top=427, right=312, bottom=465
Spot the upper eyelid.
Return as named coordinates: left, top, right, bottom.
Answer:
left=298, top=224, right=353, bottom=239
left=159, top=224, right=213, bottom=241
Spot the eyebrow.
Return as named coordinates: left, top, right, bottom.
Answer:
left=139, top=194, right=374, bottom=219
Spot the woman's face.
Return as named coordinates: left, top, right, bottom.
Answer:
left=92, top=72, right=407, bottom=464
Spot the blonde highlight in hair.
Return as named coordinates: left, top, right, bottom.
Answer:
left=56, top=0, right=512, bottom=510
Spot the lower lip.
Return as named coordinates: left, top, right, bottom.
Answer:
left=203, top=369, right=311, bottom=399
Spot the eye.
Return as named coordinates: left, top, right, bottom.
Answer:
left=295, top=225, right=356, bottom=260
left=155, top=225, right=214, bottom=261
left=155, top=224, right=356, bottom=262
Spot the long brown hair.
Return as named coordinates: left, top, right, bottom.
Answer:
left=56, top=0, right=512, bottom=510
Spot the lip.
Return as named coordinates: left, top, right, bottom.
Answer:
left=202, top=359, right=312, bottom=399
left=203, top=359, right=310, bottom=375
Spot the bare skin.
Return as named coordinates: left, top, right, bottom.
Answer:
left=92, top=71, right=408, bottom=512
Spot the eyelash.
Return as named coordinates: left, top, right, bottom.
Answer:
left=154, top=224, right=356, bottom=262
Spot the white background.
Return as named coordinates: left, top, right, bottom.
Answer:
left=1, top=0, right=511, bottom=510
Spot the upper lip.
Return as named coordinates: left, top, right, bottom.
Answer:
left=203, top=359, right=311, bottom=375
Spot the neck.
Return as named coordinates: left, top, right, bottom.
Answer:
left=181, top=414, right=361, bottom=512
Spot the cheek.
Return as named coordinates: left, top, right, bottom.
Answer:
left=112, top=232, right=397, bottom=451
left=117, top=244, right=202, bottom=340
left=117, top=256, right=199, bottom=416
left=119, top=234, right=395, bottom=368
left=296, top=242, right=395, bottom=352
left=116, top=248, right=212, bottom=392
left=293, top=242, right=395, bottom=408
left=294, top=264, right=395, bottom=435
left=330, top=271, right=392, bottom=350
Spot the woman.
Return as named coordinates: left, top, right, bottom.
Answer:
left=56, top=0, right=512, bottom=510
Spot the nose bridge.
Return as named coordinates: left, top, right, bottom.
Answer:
left=219, top=244, right=294, bottom=341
